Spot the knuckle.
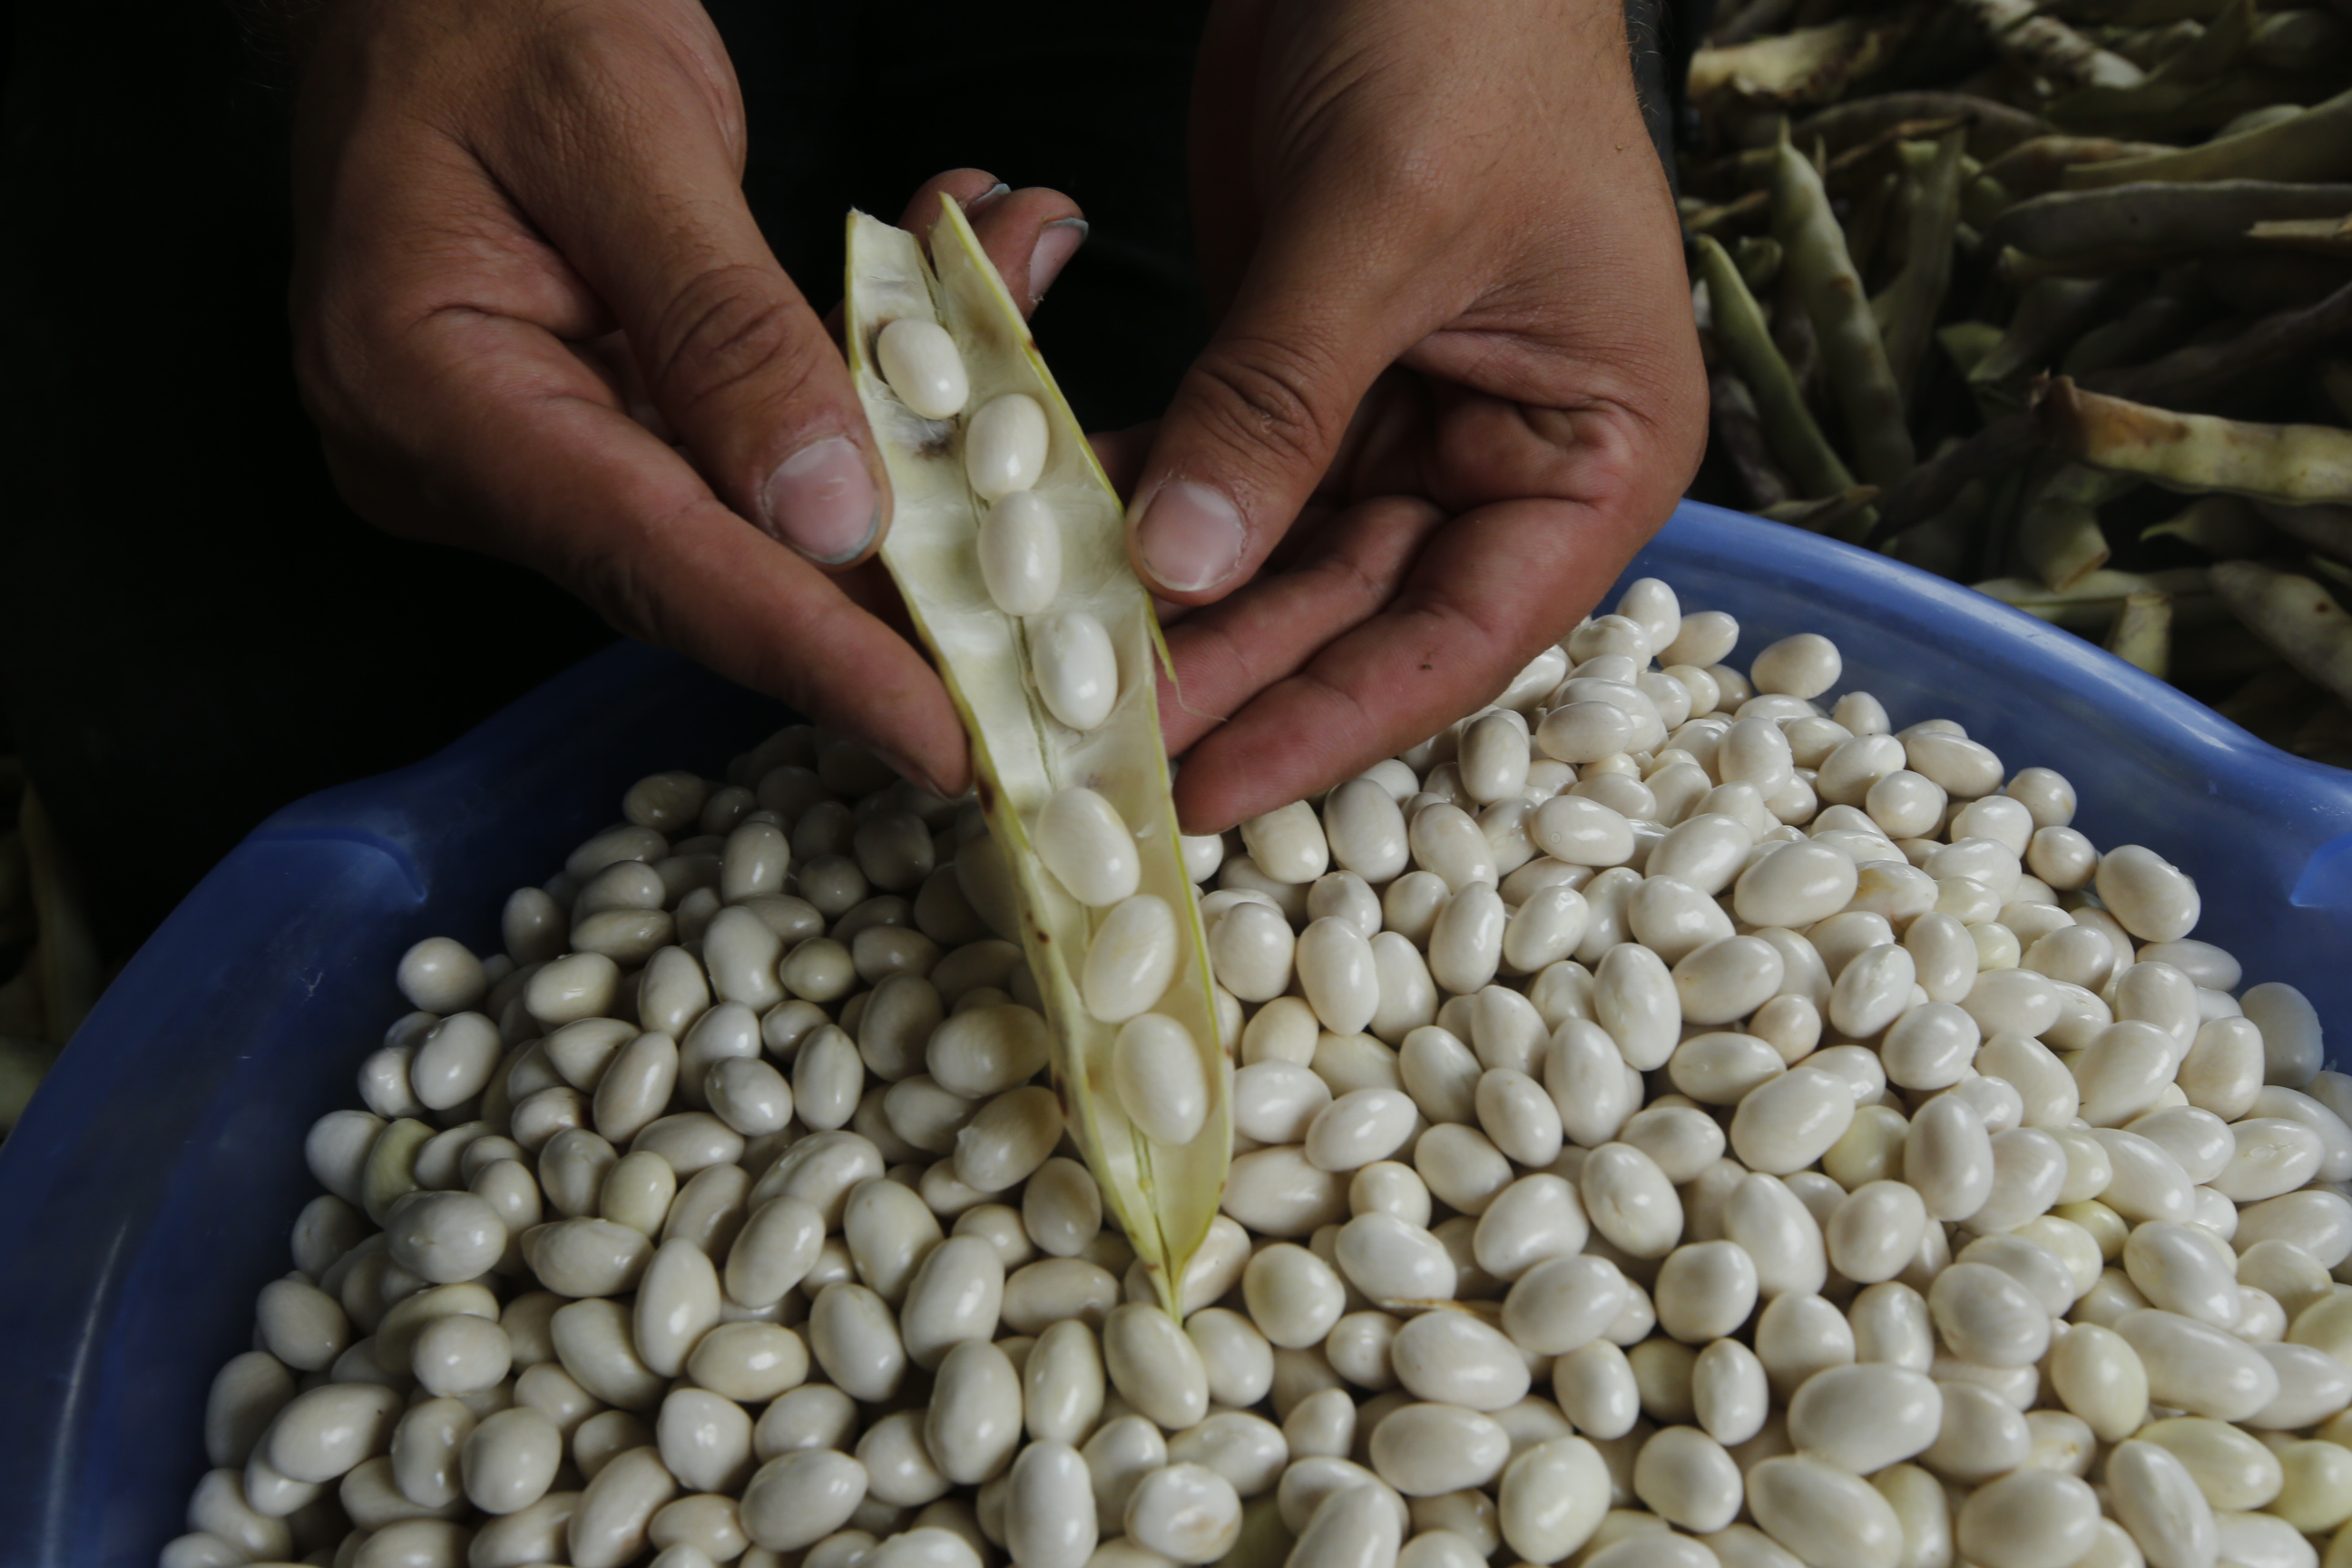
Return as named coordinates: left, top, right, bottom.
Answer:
left=642, top=265, right=822, bottom=426
left=1183, top=335, right=1344, bottom=476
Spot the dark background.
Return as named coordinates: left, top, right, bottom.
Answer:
left=0, top=0, right=1689, bottom=968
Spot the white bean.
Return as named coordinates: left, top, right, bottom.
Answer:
left=1029, top=612, right=1119, bottom=733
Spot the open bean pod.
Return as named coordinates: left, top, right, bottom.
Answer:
left=844, top=198, right=1230, bottom=1312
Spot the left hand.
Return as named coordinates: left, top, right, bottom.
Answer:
left=1122, top=0, right=1709, bottom=832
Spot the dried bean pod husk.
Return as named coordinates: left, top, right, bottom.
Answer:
left=1873, top=130, right=1968, bottom=399
left=1772, top=133, right=1916, bottom=485
left=845, top=200, right=1229, bottom=1309
left=2063, top=276, right=2206, bottom=377
left=18, top=787, right=98, bottom=1044
left=2290, top=698, right=2352, bottom=763
left=1971, top=276, right=2132, bottom=389
left=2214, top=662, right=2329, bottom=741
left=1870, top=279, right=2352, bottom=540
left=2063, top=85, right=2352, bottom=189
left=2141, top=495, right=2279, bottom=554
left=2255, top=500, right=2352, bottom=564
left=1698, top=238, right=1859, bottom=515
left=1957, top=0, right=2150, bottom=89
left=1796, top=93, right=2056, bottom=159
left=1973, top=566, right=2220, bottom=632
left=1761, top=486, right=1883, bottom=534
left=1984, top=181, right=2352, bottom=270
left=2051, top=68, right=2332, bottom=141
left=2249, top=7, right=2352, bottom=70
left=1690, top=14, right=1920, bottom=113
left=2324, top=361, right=2352, bottom=421
left=2104, top=589, right=2175, bottom=676
left=1710, top=369, right=1798, bottom=511
left=1982, top=135, right=2175, bottom=197
left=2210, top=559, right=2352, bottom=704
left=2020, top=462, right=2135, bottom=593
left=2246, top=216, right=2352, bottom=258
left=2037, top=376, right=2352, bottom=505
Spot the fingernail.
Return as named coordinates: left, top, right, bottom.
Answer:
left=761, top=436, right=879, bottom=564
left=964, top=181, right=1012, bottom=214
left=1136, top=481, right=1247, bottom=593
left=1030, top=218, right=1088, bottom=303
left=871, top=743, right=952, bottom=800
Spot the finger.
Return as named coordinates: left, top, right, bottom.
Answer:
left=1123, top=211, right=1446, bottom=605
left=363, top=305, right=975, bottom=794
left=892, top=174, right=1090, bottom=317
left=478, top=38, right=891, bottom=567
left=1169, top=495, right=1651, bottom=832
left=1157, top=495, right=1446, bottom=756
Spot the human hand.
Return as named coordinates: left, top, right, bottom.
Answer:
left=289, top=0, right=1089, bottom=798
left=1127, top=0, right=1709, bottom=831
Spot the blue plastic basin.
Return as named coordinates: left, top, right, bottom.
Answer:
left=2, top=499, right=2347, bottom=1564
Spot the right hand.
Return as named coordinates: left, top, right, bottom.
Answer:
left=289, top=0, right=1091, bottom=797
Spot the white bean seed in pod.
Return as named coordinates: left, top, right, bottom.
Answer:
left=1111, top=1013, right=1210, bottom=1147
left=1081, top=896, right=1178, bottom=1024
left=1034, top=789, right=1141, bottom=909
left=877, top=317, right=968, bottom=419
left=965, top=392, right=1048, bottom=499
left=1029, top=612, right=1119, bottom=733
left=975, top=489, right=1063, bottom=616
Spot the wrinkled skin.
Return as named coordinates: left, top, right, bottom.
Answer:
left=290, top=0, right=1704, bottom=829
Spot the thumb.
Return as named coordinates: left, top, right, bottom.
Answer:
left=1126, top=222, right=1415, bottom=601
left=488, top=56, right=890, bottom=565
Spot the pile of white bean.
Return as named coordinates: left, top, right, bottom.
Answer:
left=169, top=576, right=2352, bottom=1568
